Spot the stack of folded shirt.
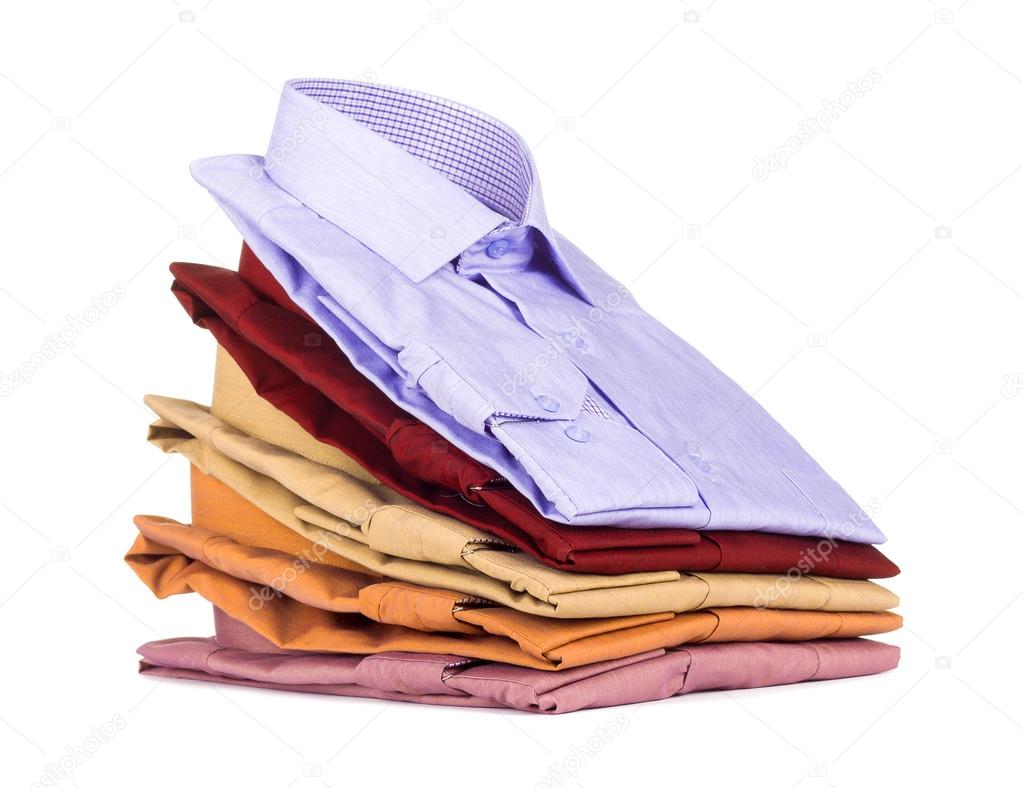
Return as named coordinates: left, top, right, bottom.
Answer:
left=128, top=79, right=901, bottom=714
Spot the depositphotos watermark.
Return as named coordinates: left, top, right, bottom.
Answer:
left=251, top=108, right=329, bottom=178
left=30, top=714, right=126, bottom=787
left=752, top=68, right=882, bottom=182
left=1, top=284, right=127, bottom=397
left=248, top=508, right=370, bottom=611
left=535, top=713, right=630, bottom=788
left=752, top=497, right=883, bottom=608
left=248, top=537, right=331, bottom=611
left=500, top=284, right=631, bottom=396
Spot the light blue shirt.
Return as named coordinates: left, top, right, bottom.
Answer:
left=190, top=78, right=885, bottom=544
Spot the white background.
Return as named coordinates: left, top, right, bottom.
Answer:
left=2, top=1, right=1021, bottom=785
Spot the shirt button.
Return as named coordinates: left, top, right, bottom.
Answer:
left=535, top=394, right=560, bottom=413
left=687, top=452, right=714, bottom=474
left=486, top=239, right=511, bottom=258
left=565, top=424, right=591, bottom=443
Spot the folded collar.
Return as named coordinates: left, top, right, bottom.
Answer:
left=262, top=78, right=598, bottom=304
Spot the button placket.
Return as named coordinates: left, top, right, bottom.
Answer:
left=457, top=225, right=537, bottom=277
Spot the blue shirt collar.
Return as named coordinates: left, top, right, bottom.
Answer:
left=263, top=78, right=599, bottom=305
